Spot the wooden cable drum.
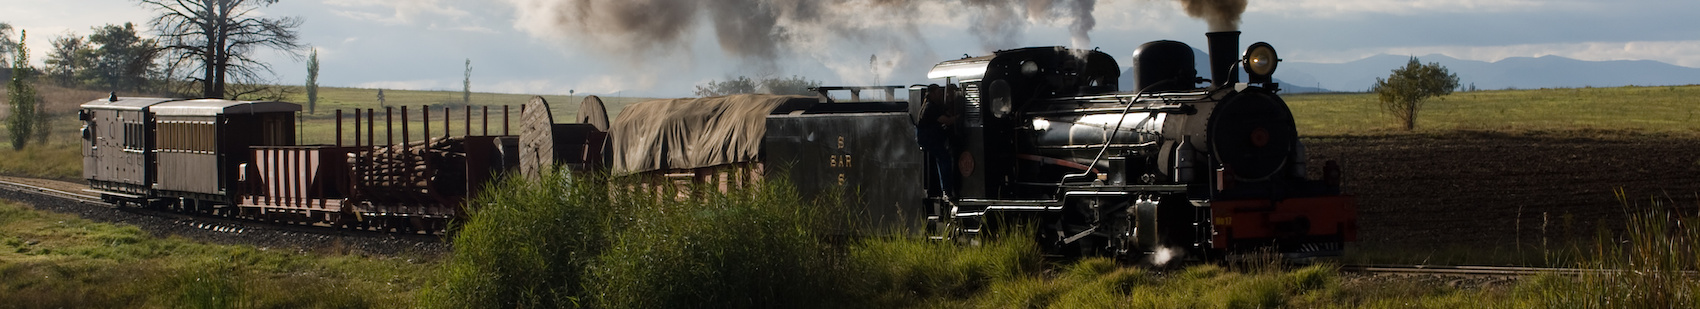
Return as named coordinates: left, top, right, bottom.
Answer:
left=518, top=96, right=555, bottom=180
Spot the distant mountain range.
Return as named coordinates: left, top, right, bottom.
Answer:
left=1119, top=48, right=1700, bottom=93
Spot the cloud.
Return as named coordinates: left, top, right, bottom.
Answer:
left=323, top=0, right=493, bottom=32
left=1293, top=40, right=1700, bottom=68
left=356, top=79, right=451, bottom=90
left=1248, top=0, right=1548, bottom=17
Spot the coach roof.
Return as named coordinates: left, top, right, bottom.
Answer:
left=150, top=99, right=302, bottom=116
left=79, top=97, right=182, bottom=111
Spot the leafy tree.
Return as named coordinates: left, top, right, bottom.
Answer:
left=462, top=58, right=471, bottom=105
left=44, top=34, right=90, bottom=87
left=305, top=48, right=318, bottom=113
left=694, top=75, right=822, bottom=97
left=1371, top=57, right=1459, bottom=130
left=84, top=23, right=160, bottom=92
left=7, top=30, right=35, bottom=150
left=143, top=0, right=303, bottom=99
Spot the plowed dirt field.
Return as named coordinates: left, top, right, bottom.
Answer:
left=1304, top=131, right=1700, bottom=251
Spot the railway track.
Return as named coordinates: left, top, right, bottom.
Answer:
left=1341, top=264, right=1699, bottom=277
left=0, top=177, right=444, bottom=244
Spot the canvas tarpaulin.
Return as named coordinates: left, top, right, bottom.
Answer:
left=609, top=94, right=812, bottom=175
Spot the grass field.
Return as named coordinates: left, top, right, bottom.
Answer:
left=0, top=200, right=437, bottom=308
left=1286, top=85, right=1700, bottom=137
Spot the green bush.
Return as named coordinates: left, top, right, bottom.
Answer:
left=429, top=168, right=858, bottom=308
left=589, top=178, right=852, bottom=308
left=428, top=168, right=614, bottom=308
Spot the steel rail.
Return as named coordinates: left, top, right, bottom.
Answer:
left=0, top=178, right=103, bottom=203
left=1341, top=264, right=1698, bottom=277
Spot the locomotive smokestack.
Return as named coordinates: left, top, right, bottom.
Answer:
left=1206, top=31, right=1240, bottom=87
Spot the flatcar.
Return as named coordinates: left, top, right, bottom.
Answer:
left=80, top=96, right=518, bottom=232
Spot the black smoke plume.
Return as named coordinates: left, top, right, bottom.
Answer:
left=1175, top=0, right=1247, bottom=31
left=517, top=0, right=1101, bottom=67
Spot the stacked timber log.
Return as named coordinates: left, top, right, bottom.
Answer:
left=350, top=137, right=467, bottom=202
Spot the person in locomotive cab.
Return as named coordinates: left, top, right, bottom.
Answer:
left=917, top=84, right=961, bottom=198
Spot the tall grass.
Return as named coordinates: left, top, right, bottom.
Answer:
left=429, top=167, right=861, bottom=308
left=0, top=200, right=435, bottom=308
left=1286, top=85, right=1700, bottom=137
left=1516, top=189, right=1700, bottom=308
left=851, top=227, right=1043, bottom=306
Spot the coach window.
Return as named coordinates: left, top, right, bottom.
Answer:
left=123, top=122, right=144, bottom=151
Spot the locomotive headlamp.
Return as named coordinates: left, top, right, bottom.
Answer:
left=1243, top=42, right=1279, bottom=84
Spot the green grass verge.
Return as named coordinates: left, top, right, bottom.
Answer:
left=1287, top=85, right=1700, bottom=137
left=429, top=168, right=861, bottom=308
left=0, top=200, right=437, bottom=308
left=6, top=165, right=1693, bottom=308
left=428, top=167, right=1700, bottom=308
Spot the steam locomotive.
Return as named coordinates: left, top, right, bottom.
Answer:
left=77, top=30, right=1354, bottom=262
left=914, top=31, right=1356, bottom=262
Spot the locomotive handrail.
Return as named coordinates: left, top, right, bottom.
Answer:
left=1059, top=184, right=1188, bottom=192
left=1061, top=89, right=1164, bottom=185
left=1024, top=105, right=1187, bottom=116
left=1030, top=141, right=1158, bottom=150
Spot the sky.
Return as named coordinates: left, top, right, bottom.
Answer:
left=3, top=0, right=1698, bottom=98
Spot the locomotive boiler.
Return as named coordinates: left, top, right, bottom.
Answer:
left=916, top=31, right=1356, bottom=262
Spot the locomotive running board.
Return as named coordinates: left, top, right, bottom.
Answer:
left=953, top=199, right=1060, bottom=217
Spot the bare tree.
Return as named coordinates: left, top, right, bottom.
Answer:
left=0, top=23, right=15, bottom=70
left=142, top=0, right=303, bottom=99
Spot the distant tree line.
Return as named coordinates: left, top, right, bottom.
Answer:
left=695, top=75, right=823, bottom=97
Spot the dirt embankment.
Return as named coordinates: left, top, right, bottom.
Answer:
left=1304, top=131, right=1700, bottom=249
